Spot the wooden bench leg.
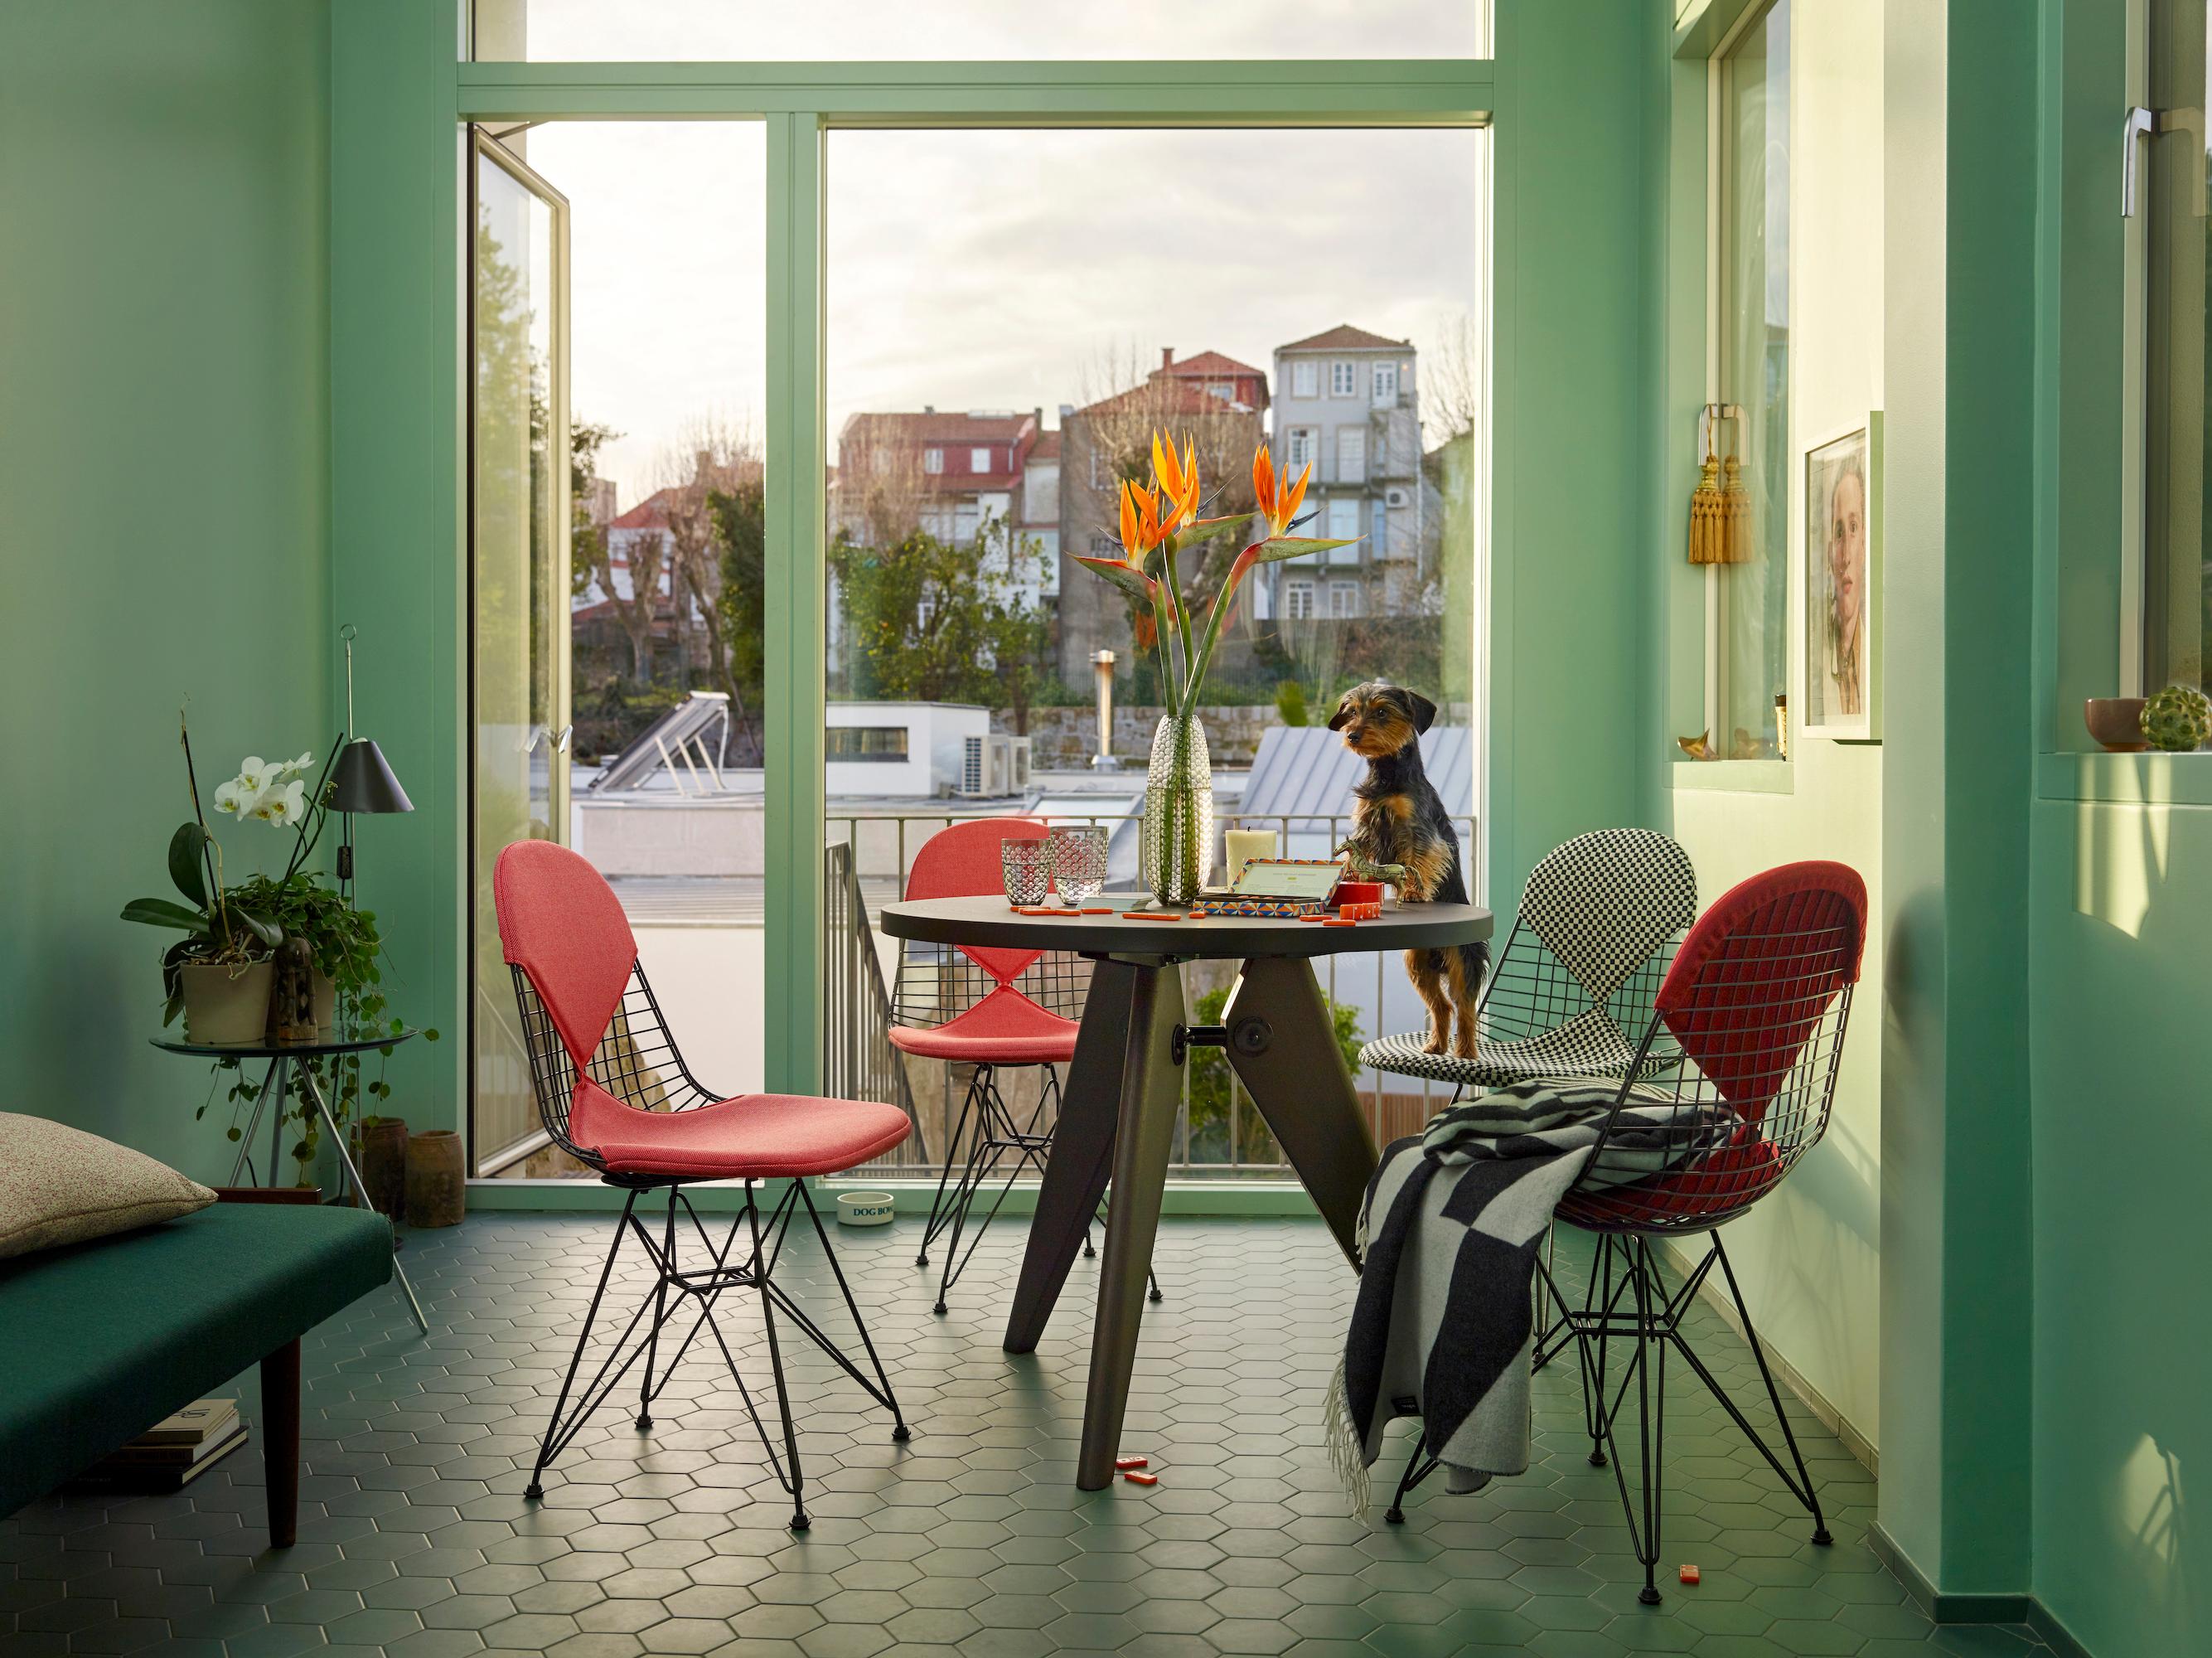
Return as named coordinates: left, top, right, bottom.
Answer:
left=262, top=1338, right=300, bottom=1549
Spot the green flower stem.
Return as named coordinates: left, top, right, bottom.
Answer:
left=1149, top=584, right=1181, bottom=720
left=1180, top=555, right=1246, bottom=710
left=1161, top=532, right=1195, bottom=686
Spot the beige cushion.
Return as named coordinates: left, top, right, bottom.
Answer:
left=0, top=1113, right=215, bottom=1261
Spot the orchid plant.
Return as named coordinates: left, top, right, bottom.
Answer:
left=1071, top=431, right=1358, bottom=716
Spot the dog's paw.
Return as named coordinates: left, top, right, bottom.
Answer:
left=1422, top=1034, right=1448, bottom=1055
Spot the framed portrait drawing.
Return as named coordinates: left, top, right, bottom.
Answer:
left=1794, top=414, right=1882, bottom=740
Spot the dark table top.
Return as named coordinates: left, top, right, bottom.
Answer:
left=879, top=895, right=1492, bottom=961
left=150, top=1025, right=423, bottom=1060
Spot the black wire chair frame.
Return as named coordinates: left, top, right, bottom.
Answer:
left=508, top=960, right=908, bottom=1531
left=1381, top=876, right=1865, bottom=1609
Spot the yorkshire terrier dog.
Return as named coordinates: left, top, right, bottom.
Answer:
left=1329, top=681, right=1488, bottom=1058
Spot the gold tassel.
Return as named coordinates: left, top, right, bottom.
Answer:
left=1719, top=450, right=1752, bottom=564
left=1687, top=447, right=1726, bottom=565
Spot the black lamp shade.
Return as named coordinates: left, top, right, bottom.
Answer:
left=332, top=739, right=414, bottom=814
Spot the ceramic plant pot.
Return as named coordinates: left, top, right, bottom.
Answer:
left=179, top=961, right=273, bottom=1046
left=1140, top=713, right=1214, bottom=907
left=360, top=1117, right=408, bottom=1220
left=404, top=1129, right=466, bottom=1228
left=2084, top=697, right=2149, bottom=753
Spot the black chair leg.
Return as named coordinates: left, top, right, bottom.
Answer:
left=526, top=1190, right=641, bottom=1500
left=746, top=1181, right=810, bottom=1532
left=917, top=1066, right=985, bottom=1268
left=1382, top=1431, right=1439, bottom=1525
left=637, top=1191, right=675, bottom=1432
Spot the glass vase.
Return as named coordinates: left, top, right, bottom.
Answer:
left=1140, top=712, right=1214, bottom=907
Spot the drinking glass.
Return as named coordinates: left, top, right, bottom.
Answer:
left=1048, top=825, right=1109, bottom=907
left=1000, top=837, right=1052, bottom=906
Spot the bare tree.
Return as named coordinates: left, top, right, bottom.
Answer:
left=654, top=415, right=762, bottom=712
left=833, top=414, right=940, bottom=550
left=1423, top=310, right=1484, bottom=445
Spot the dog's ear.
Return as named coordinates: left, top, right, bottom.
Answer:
left=1326, top=694, right=1355, bottom=732
left=1402, top=689, right=1438, bottom=734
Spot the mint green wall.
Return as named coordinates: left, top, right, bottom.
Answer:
left=0, top=2, right=332, bottom=1183
left=1487, top=0, right=1661, bottom=919
left=2030, top=3, right=2212, bottom=1653
left=328, top=0, right=467, bottom=1140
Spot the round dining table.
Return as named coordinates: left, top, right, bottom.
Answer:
left=878, top=894, right=1493, bottom=1489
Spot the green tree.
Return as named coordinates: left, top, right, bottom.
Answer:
left=709, top=477, right=767, bottom=764
left=1183, top=982, right=1361, bottom=1166
left=829, top=519, right=1052, bottom=727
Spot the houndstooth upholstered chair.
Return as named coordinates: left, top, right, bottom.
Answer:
left=1359, top=828, right=1698, bottom=1098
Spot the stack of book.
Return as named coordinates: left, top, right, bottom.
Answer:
left=86, top=1399, right=248, bottom=1492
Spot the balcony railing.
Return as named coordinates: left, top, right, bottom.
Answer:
left=825, top=807, right=1475, bottom=1183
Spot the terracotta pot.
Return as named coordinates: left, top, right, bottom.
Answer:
left=180, top=961, right=273, bottom=1046
left=361, top=1118, right=409, bottom=1220
left=404, top=1129, right=466, bottom=1228
left=2084, top=697, right=2150, bottom=752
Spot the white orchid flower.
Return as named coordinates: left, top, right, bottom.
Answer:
left=255, top=779, right=309, bottom=827
left=275, top=750, right=314, bottom=778
left=212, top=775, right=254, bottom=816
left=235, top=755, right=274, bottom=793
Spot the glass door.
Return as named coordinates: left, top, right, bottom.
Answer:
left=470, top=130, right=570, bottom=1174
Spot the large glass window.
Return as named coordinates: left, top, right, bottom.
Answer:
left=472, top=0, right=1487, bottom=61
left=1714, top=0, right=1790, bottom=755
left=821, top=125, right=1486, bottom=1176
left=468, top=122, right=768, bottom=1177
left=2143, top=0, right=2210, bottom=696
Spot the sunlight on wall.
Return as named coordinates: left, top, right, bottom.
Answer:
left=2116, top=1432, right=2183, bottom=1575
left=2072, top=799, right=2168, bottom=938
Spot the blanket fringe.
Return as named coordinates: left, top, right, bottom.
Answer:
left=1324, top=1358, right=1372, bottom=1519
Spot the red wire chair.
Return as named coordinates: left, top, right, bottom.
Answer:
left=1381, top=861, right=1867, bottom=1607
left=494, top=840, right=912, bottom=1531
left=889, top=820, right=1156, bottom=1312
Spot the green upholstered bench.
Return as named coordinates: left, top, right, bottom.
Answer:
left=0, top=1192, right=392, bottom=1544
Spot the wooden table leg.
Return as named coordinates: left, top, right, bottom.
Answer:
left=263, top=1337, right=300, bottom=1549
left=1004, top=957, right=1140, bottom=1355
left=1222, top=955, right=1379, bottom=1266
left=1075, top=959, right=1184, bottom=1490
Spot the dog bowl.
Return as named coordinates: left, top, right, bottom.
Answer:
left=2084, top=697, right=2149, bottom=752
left=836, top=1191, right=896, bottom=1227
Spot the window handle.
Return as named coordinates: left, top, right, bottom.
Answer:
left=2124, top=104, right=2161, bottom=217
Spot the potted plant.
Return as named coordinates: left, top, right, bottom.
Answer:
left=120, top=717, right=285, bottom=1043
left=1070, top=434, right=1355, bottom=903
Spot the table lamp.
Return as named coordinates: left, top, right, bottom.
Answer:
left=331, top=626, right=413, bottom=903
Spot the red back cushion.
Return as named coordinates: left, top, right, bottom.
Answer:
left=907, top=817, right=1048, bottom=985
left=1654, top=861, right=1866, bottom=1120
left=493, top=840, right=637, bottom=1067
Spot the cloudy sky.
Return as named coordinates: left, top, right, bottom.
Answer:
left=526, top=114, right=1484, bottom=511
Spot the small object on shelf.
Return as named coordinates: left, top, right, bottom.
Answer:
left=1333, top=880, right=1384, bottom=911
left=1298, top=914, right=1329, bottom=923
left=1775, top=692, right=1790, bottom=761
left=1222, top=827, right=1280, bottom=882
left=1079, top=907, right=1115, bottom=915
left=2084, top=697, right=2150, bottom=753
left=85, top=1398, right=247, bottom=1492
left=1048, top=824, right=1110, bottom=907
left=404, top=1129, right=465, bottom=1228
left=1323, top=918, right=1358, bottom=928
left=268, top=938, right=318, bottom=1043
left=1121, top=1471, right=1159, bottom=1486
left=1114, top=1455, right=1149, bottom=1470
left=2142, top=683, right=2212, bottom=751
left=1679, top=1563, right=1701, bottom=1586
left=1677, top=729, right=1713, bottom=761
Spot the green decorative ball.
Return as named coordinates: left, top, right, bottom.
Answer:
left=2141, top=683, right=2212, bottom=752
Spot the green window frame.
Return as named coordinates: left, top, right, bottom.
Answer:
left=332, top=7, right=1493, bottom=1180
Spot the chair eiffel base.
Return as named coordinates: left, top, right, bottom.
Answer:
left=522, top=1178, right=908, bottom=1532
left=1378, top=1230, right=1829, bottom=1592
left=917, top=1062, right=1159, bottom=1311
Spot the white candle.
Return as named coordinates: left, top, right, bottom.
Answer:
left=1222, top=828, right=1280, bottom=886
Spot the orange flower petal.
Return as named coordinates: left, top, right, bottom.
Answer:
left=1252, top=444, right=1275, bottom=516
left=1118, top=481, right=1139, bottom=553
left=1284, top=463, right=1311, bottom=526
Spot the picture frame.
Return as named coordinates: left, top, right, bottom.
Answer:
left=1793, top=413, right=1882, bottom=741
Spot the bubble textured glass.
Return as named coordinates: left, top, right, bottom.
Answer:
left=1048, top=825, right=1109, bottom=906
left=1139, top=713, right=1213, bottom=907
left=1000, top=838, right=1051, bottom=906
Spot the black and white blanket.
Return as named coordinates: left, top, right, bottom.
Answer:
left=1327, top=1079, right=1735, bottom=1512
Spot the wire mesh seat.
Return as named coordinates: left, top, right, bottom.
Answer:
left=887, top=819, right=1158, bottom=1312
left=1384, top=861, right=1868, bottom=1606
left=1359, top=828, right=1698, bottom=1093
left=494, top=838, right=912, bottom=1531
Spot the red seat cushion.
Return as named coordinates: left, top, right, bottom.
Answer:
left=1556, top=1130, right=1786, bottom=1231
left=888, top=985, right=1079, bottom=1064
left=567, top=1078, right=912, bottom=1180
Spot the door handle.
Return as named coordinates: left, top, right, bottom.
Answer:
left=2125, top=105, right=2161, bottom=217
left=554, top=724, right=573, bottom=754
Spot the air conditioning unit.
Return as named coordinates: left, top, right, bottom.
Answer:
left=954, top=734, right=1030, bottom=798
left=1385, top=486, right=1411, bottom=508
